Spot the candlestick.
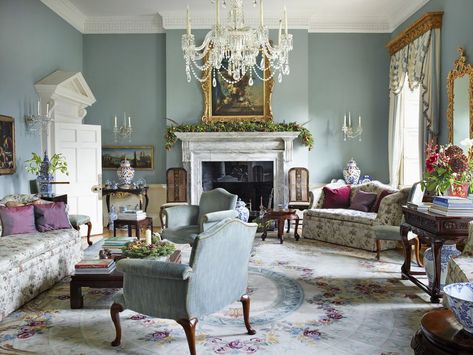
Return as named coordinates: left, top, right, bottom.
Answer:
left=114, top=116, right=118, bottom=128
left=284, top=6, right=288, bottom=35
left=187, top=5, right=191, bottom=35
left=145, top=228, right=152, bottom=245
left=128, top=116, right=132, bottom=128
left=37, top=100, right=40, bottom=115
left=348, top=112, right=351, bottom=127
left=123, top=112, right=126, bottom=127
left=278, top=19, right=282, bottom=45
left=358, top=115, right=361, bottom=127
left=343, top=114, right=347, bottom=128
left=260, top=0, right=264, bottom=27
left=216, top=0, right=220, bottom=26
left=46, top=103, right=49, bottom=116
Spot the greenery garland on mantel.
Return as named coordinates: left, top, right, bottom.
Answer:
left=165, top=122, right=314, bottom=151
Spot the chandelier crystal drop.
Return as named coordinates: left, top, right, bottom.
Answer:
left=182, top=0, right=293, bottom=87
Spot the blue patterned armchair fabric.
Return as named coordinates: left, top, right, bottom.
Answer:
left=161, top=188, right=238, bottom=245
left=110, top=218, right=258, bottom=354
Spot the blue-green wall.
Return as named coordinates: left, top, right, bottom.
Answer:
left=308, top=33, right=391, bottom=183
left=393, top=0, right=473, bottom=144
left=83, top=34, right=167, bottom=184
left=0, top=0, right=83, bottom=196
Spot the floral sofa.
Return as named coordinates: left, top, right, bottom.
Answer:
left=302, top=181, right=410, bottom=252
left=445, top=222, right=473, bottom=286
left=0, top=194, right=83, bottom=321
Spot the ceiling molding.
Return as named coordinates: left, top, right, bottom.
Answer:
left=388, top=0, right=431, bottom=32
left=309, top=20, right=391, bottom=33
left=41, top=0, right=86, bottom=33
left=84, top=15, right=164, bottom=34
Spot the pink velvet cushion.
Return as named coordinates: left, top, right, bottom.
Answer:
left=349, top=191, right=378, bottom=212
left=371, top=190, right=394, bottom=213
left=322, top=185, right=352, bottom=209
left=0, top=205, right=37, bottom=236
left=34, top=202, right=72, bottom=232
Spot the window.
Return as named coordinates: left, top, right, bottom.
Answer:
left=399, top=77, right=421, bottom=186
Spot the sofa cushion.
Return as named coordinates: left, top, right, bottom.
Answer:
left=349, top=191, right=377, bottom=212
left=305, top=208, right=377, bottom=225
left=34, top=202, right=72, bottom=232
left=0, top=205, right=37, bottom=236
left=322, top=185, right=351, bottom=209
left=0, top=229, right=80, bottom=274
left=371, top=190, right=394, bottom=213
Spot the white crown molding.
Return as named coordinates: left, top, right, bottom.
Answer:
left=41, top=0, right=86, bottom=33
left=388, top=0, right=431, bottom=32
left=84, top=15, right=164, bottom=34
left=309, top=21, right=391, bottom=33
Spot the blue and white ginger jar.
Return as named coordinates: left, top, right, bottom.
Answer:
left=235, top=198, right=250, bottom=222
left=342, top=159, right=361, bottom=185
left=443, top=282, right=473, bottom=333
left=117, top=159, right=135, bottom=186
left=424, top=244, right=461, bottom=289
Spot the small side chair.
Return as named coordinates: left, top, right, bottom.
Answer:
left=110, top=218, right=258, bottom=355
left=69, top=214, right=92, bottom=246
left=160, top=168, right=188, bottom=229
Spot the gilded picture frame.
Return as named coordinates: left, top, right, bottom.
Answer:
left=201, top=53, right=274, bottom=123
left=0, top=115, right=16, bottom=175
left=102, top=145, right=154, bottom=170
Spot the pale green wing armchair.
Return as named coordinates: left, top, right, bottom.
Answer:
left=110, top=218, right=258, bottom=355
left=161, top=188, right=238, bottom=245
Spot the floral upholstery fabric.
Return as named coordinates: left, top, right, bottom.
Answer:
left=0, top=229, right=82, bottom=321
left=445, top=222, right=473, bottom=287
left=0, top=194, right=40, bottom=205
left=303, top=181, right=409, bottom=252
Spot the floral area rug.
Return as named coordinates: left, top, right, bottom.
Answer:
left=0, top=235, right=440, bottom=355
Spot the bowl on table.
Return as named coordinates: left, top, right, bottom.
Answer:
left=443, top=282, right=473, bottom=333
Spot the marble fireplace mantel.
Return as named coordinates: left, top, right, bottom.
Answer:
left=174, top=131, right=300, bottom=205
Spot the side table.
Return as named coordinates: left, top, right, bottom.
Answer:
left=113, top=217, right=153, bottom=239
left=411, top=309, right=473, bottom=354
left=102, top=186, right=149, bottom=213
left=261, top=209, right=300, bottom=244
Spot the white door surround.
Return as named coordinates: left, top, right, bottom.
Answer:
left=175, top=132, right=299, bottom=207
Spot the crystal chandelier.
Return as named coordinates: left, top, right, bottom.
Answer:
left=182, top=0, right=293, bottom=87
left=25, top=100, right=55, bottom=133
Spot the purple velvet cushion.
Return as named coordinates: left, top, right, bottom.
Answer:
left=349, top=191, right=378, bottom=212
left=322, top=185, right=352, bottom=209
left=34, top=202, right=72, bottom=232
left=0, top=205, right=37, bottom=236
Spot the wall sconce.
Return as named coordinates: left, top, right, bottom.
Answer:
left=25, top=100, right=55, bottom=132
left=113, top=113, right=133, bottom=143
left=342, top=112, right=363, bottom=142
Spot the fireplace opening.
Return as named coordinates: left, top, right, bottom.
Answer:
left=202, top=161, right=274, bottom=212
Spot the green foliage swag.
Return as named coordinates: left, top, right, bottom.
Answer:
left=165, top=122, right=314, bottom=150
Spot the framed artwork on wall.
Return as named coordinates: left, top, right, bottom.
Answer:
left=102, top=145, right=154, bottom=170
left=0, top=115, right=16, bottom=175
left=201, top=53, right=274, bottom=123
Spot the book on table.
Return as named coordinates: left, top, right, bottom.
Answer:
left=433, top=196, right=473, bottom=207
left=74, top=259, right=116, bottom=274
left=117, top=212, right=147, bottom=221
left=429, top=206, right=473, bottom=217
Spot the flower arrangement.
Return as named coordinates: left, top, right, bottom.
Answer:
left=121, top=235, right=176, bottom=259
left=25, top=152, right=69, bottom=176
left=422, top=140, right=473, bottom=196
left=165, top=121, right=314, bottom=150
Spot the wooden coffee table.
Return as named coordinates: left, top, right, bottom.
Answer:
left=70, top=250, right=181, bottom=309
left=261, top=209, right=300, bottom=244
left=411, top=309, right=473, bottom=354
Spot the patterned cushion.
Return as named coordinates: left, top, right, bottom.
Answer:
left=68, top=214, right=91, bottom=227
left=446, top=256, right=473, bottom=284
left=0, top=194, right=40, bottom=205
left=305, top=208, right=377, bottom=226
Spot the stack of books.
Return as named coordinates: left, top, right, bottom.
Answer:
left=74, top=259, right=116, bottom=274
left=117, top=209, right=147, bottom=221
left=429, top=196, right=473, bottom=216
left=102, top=236, right=136, bottom=256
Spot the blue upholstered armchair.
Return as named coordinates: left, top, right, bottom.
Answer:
left=161, top=188, right=238, bottom=245
left=110, top=218, right=258, bottom=355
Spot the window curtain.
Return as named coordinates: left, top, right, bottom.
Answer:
left=388, top=29, right=440, bottom=187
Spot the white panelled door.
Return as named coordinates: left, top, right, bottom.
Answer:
left=53, top=123, right=103, bottom=236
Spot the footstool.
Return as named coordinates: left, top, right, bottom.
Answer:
left=69, top=214, right=92, bottom=246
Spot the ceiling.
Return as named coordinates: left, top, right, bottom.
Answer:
left=41, top=0, right=431, bottom=34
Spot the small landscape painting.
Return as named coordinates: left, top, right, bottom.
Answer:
left=102, top=145, right=154, bottom=170
left=0, top=115, right=15, bottom=175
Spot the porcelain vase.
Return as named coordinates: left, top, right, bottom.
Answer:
left=423, top=244, right=461, bottom=288
left=235, top=198, right=250, bottom=222
left=447, top=183, right=470, bottom=198
left=342, top=159, right=361, bottom=185
left=117, top=159, right=135, bottom=186
left=36, top=152, right=54, bottom=197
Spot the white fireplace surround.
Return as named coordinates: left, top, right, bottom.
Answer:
left=175, top=132, right=300, bottom=207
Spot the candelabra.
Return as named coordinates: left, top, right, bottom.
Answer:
left=113, top=113, right=133, bottom=143
left=25, top=100, right=55, bottom=132
left=342, top=112, right=363, bottom=142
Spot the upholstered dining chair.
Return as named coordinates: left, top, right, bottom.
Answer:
left=161, top=188, right=238, bottom=245
left=159, top=168, right=188, bottom=228
left=287, top=167, right=310, bottom=232
left=372, top=182, right=424, bottom=265
left=110, top=218, right=258, bottom=355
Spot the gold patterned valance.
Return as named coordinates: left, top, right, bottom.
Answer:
left=386, top=12, right=443, bottom=56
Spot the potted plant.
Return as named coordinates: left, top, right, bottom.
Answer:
left=25, top=152, right=68, bottom=196
left=422, top=140, right=473, bottom=197
left=121, top=235, right=176, bottom=259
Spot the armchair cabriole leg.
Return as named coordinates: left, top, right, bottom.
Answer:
left=240, top=295, right=256, bottom=335
left=86, top=221, right=92, bottom=246
left=110, top=303, right=124, bottom=347
left=177, top=318, right=198, bottom=355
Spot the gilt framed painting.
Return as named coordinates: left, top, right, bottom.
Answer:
left=201, top=53, right=274, bottom=123
left=0, top=115, right=16, bottom=175
left=102, top=145, right=154, bottom=170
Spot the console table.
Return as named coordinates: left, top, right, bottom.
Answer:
left=102, top=187, right=149, bottom=213
left=401, top=206, right=473, bottom=303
